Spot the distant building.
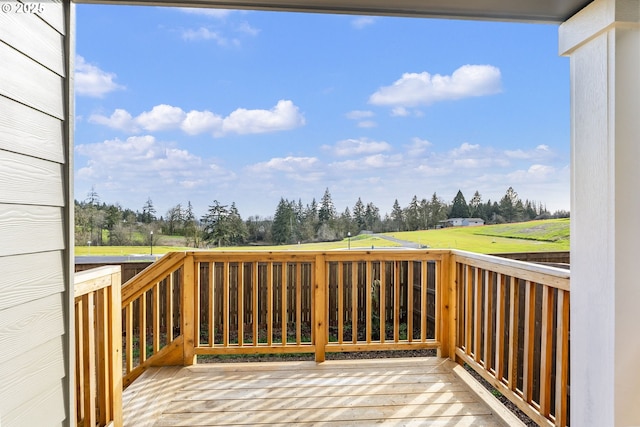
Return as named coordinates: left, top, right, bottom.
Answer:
left=439, top=218, right=485, bottom=227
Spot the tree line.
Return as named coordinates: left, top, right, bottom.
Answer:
left=74, top=186, right=569, bottom=247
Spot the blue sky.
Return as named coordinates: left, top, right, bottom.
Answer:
left=74, top=5, right=570, bottom=219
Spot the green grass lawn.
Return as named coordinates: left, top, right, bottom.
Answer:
left=75, top=219, right=569, bottom=256
left=388, top=218, right=569, bottom=254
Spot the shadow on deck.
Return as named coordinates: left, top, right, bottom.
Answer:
left=122, top=357, right=523, bottom=426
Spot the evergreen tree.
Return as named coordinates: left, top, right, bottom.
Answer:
left=318, top=188, right=336, bottom=224
left=499, top=187, right=519, bottom=222
left=405, top=195, right=421, bottom=231
left=469, top=191, right=484, bottom=219
left=201, top=200, right=229, bottom=246
left=449, top=190, right=470, bottom=218
left=353, top=197, right=366, bottom=231
left=272, top=198, right=295, bottom=244
left=142, top=197, right=157, bottom=223
left=365, top=202, right=381, bottom=231
left=391, top=199, right=404, bottom=231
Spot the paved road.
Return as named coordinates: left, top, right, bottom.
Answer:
left=372, top=234, right=425, bottom=249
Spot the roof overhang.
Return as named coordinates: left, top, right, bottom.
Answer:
left=77, top=0, right=593, bottom=24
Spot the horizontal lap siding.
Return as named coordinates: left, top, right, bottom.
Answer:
left=0, top=1, right=71, bottom=426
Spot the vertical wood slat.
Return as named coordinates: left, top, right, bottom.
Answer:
left=153, top=283, right=160, bottom=353
left=494, top=273, right=506, bottom=381
left=507, top=276, right=519, bottom=391
left=223, top=262, right=230, bottom=347
left=407, top=261, right=414, bottom=342
left=314, top=255, right=327, bottom=362
left=282, top=263, right=288, bottom=346
left=238, top=263, right=245, bottom=346
left=366, top=261, right=372, bottom=344
left=125, top=303, right=133, bottom=374
left=473, top=267, right=482, bottom=363
left=483, top=270, right=494, bottom=371
left=522, top=280, right=536, bottom=401
left=465, top=265, right=473, bottom=354
left=393, top=261, right=400, bottom=342
left=351, top=262, right=358, bottom=344
left=82, top=293, right=96, bottom=427
left=75, top=299, right=84, bottom=423
left=338, top=262, right=344, bottom=344
left=166, top=274, right=174, bottom=342
left=421, top=261, right=428, bottom=343
left=433, top=261, right=439, bottom=344
left=95, top=288, right=109, bottom=425
left=296, top=264, right=302, bottom=345
left=267, top=262, right=273, bottom=346
left=208, top=262, right=214, bottom=347
left=253, top=262, right=259, bottom=346
left=195, top=265, right=201, bottom=348
left=379, top=262, right=386, bottom=344
left=555, top=290, right=569, bottom=427
left=539, top=285, right=555, bottom=416
left=140, top=292, right=147, bottom=363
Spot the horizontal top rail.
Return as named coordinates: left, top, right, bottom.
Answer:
left=452, top=249, right=570, bottom=291
left=121, top=251, right=186, bottom=305
left=74, top=265, right=122, bottom=297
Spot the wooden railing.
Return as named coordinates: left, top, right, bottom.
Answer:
left=452, top=250, right=570, bottom=427
left=74, top=266, right=122, bottom=427
left=115, top=249, right=570, bottom=427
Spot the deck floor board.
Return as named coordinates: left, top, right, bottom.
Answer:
left=123, top=357, right=512, bottom=426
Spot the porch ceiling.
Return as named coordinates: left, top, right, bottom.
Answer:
left=78, top=0, right=593, bottom=23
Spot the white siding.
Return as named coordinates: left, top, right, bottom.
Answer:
left=0, top=1, right=72, bottom=426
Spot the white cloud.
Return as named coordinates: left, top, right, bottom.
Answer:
left=391, top=107, right=410, bottom=117
left=405, top=137, right=432, bottom=157
left=325, top=138, right=392, bottom=157
left=345, top=110, right=374, bottom=120
left=352, top=17, right=376, bottom=29
left=237, top=21, right=260, bottom=36
left=75, top=55, right=124, bottom=98
left=247, top=156, right=319, bottom=174
left=508, top=164, right=557, bottom=182
left=330, top=154, right=403, bottom=171
left=452, top=142, right=480, bottom=156
left=357, top=121, right=377, bottom=128
left=369, top=64, right=502, bottom=107
left=182, top=27, right=232, bottom=45
left=221, top=100, right=306, bottom=135
left=178, top=7, right=233, bottom=18
left=136, top=104, right=187, bottom=131
left=89, top=100, right=305, bottom=137
left=505, top=144, right=553, bottom=160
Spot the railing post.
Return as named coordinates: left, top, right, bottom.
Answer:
left=438, top=252, right=457, bottom=360
left=182, top=254, right=196, bottom=365
left=109, top=270, right=123, bottom=427
left=314, top=254, right=327, bottom=363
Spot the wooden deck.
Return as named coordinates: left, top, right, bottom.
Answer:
left=122, top=357, right=523, bottom=426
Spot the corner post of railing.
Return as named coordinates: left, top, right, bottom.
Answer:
left=314, top=253, right=327, bottom=363
left=109, top=268, right=123, bottom=427
left=181, top=254, right=196, bottom=365
left=439, top=251, right=458, bottom=362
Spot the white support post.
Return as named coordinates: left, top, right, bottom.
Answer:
left=560, top=1, right=640, bottom=425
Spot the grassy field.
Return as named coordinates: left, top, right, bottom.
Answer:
left=74, top=219, right=569, bottom=256
left=390, top=218, right=569, bottom=254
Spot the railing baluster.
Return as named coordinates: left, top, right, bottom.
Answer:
left=153, top=283, right=160, bottom=353
left=140, top=291, right=147, bottom=363
left=338, top=261, right=344, bottom=344
left=82, top=293, right=96, bottom=427
left=421, top=260, right=428, bottom=343
left=223, top=262, right=230, bottom=347
left=366, top=260, right=372, bottom=344
left=507, top=276, right=519, bottom=392
left=208, top=262, right=214, bottom=347
left=539, top=285, right=555, bottom=416
left=96, top=288, right=109, bottom=425
left=408, top=261, right=414, bottom=342
left=282, top=263, right=288, bottom=346
left=253, top=261, right=259, bottom=346
left=555, top=289, right=569, bottom=427
left=239, top=262, right=245, bottom=347
left=296, top=263, right=302, bottom=345
left=494, top=273, right=506, bottom=382
left=314, top=254, right=327, bottom=362
left=125, top=303, right=133, bottom=374
left=523, top=280, right=536, bottom=402
left=483, top=270, right=494, bottom=371
left=351, top=262, right=358, bottom=344
left=379, top=262, right=386, bottom=344
left=465, top=265, right=473, bottom=354
left=394, top=261, right=400, bottom=342
left=473, top=267, right=482, bottom=363
left=166, top=274, right=174, bottom=342
left=267, top=262, right=273, bottom=346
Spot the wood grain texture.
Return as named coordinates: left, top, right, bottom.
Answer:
left=122, top=358, right=507, bottom=427
left=0, top=149, right=64, bottom=206
left=0, top=204, right=64, bottom=256
left=0, top=95, right=64, bottom=163
left=0, top=336, right=66, bottom=415
left=0, top=41, right=65, bottom=119
left=0, top=251, right=64, bottom=311
left=0, top=7, right=65, bottom=76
